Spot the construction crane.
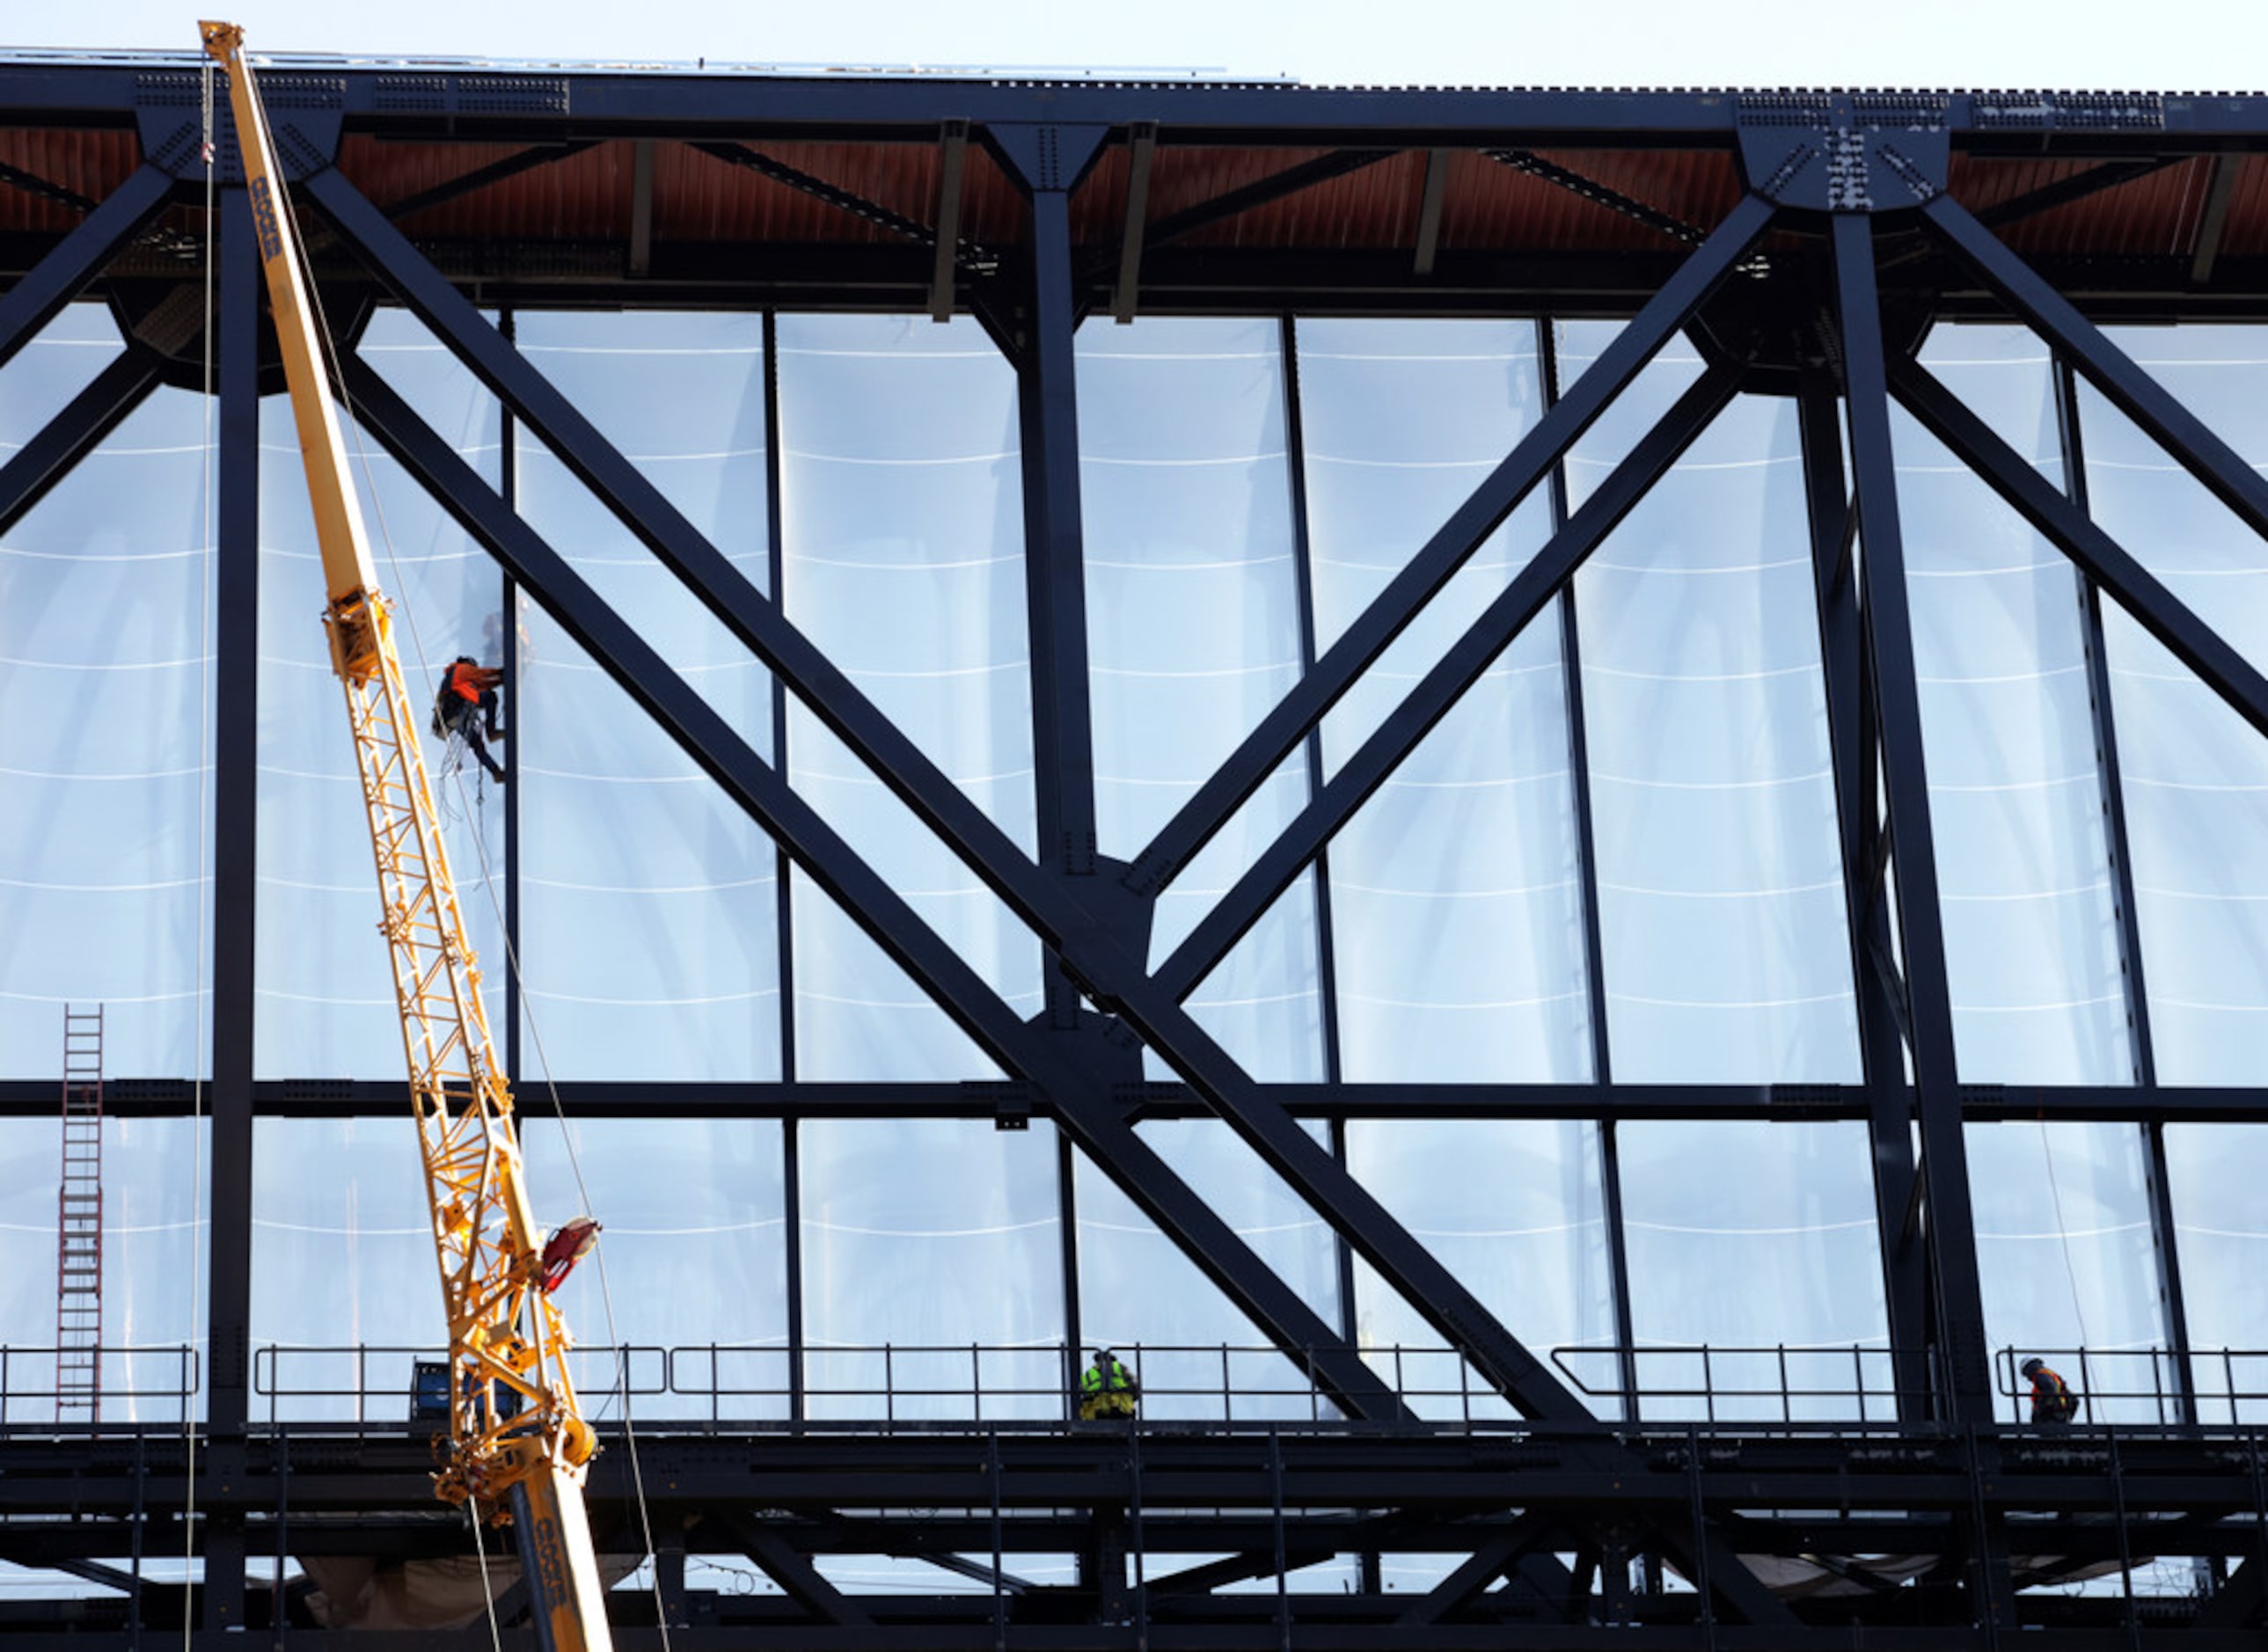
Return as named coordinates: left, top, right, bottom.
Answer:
left=196, top=23, right=613, bottom=1651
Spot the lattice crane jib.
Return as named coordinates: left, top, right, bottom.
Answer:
left=198, top=22, right=610, bottom=1649
left=55, top=1004, right=104, bottom=1422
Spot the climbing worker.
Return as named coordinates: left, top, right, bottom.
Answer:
left=431, top=656, right=508, bottom=783
left=1079, top=1348, right=1139, bottom=1422
left=2021, top=1356, right=2079, bottom=1425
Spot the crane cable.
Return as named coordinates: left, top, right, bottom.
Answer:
left=183, top=57, right=217, bottom=1652
left=466, top=1494, right=507, bottom=1652
left=2038, top=1120, right=2096, bottom=1364
left=298, top=252, right=675, bottom=1644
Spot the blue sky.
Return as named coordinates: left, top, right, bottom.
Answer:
left=12, top=0, right=2257, bottom=92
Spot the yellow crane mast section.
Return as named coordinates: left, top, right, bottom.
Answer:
left=198, top=22, right=596, bottom=1512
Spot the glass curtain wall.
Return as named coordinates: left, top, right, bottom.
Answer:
left=776, top=315, right=1060, bottom=1416
left=774, top=313, right=1036, bottom=1079
left=514, top=310, right=781, bottom=1083
left=20, top=293, right=2264, bottom=1428
left=2081, top=326, right=2268, bottom=1084
left=245, top=311, right=516, bottom=1410
left=1293, top=317, right=1610, bottom=1416
left=2076, top=324, right=2268, bottom=1419
left=0, top=303, right=211, bottom=1411
left=1915, top=323, right=2164, bottom=1418
left=258, top=309, right=506, bottom=1079
left=2, top=303, right=209, bottom=1077
left=1074, top=317, right=1336, bottom=1410
left=1562, top=324, right=1885, bottom=1407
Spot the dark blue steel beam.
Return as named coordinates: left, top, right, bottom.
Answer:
left=1888, top=359, right=2268, bottom=746
left=0, top=164, right=171, bottom=373
left=993, top=123, right=1108, bottom=893
left=201, top=180, right=260, bottom=1637
left=2051, top=355, right=2197, bottom=1423
left=1125, top=193, right=1775, bottom=900
left=339, top=359, right=1412, bottom=1427
left=37, top=1076, right=2268, bottom=1124
left=307, top=161, right=1593, bottom=1422
left=1795, top=356, right=1928, bottom=1407
left=1829, top=213, right=1998, bottom=1437
left=301, top=165, right=1093, bottom=961
left=1924, top=193, right=2268, bottom=552
left=0, top=351, right=157, bottom=536
left=1153, top=362, right=1742, bottom=1002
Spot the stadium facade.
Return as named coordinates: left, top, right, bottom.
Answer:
left=4, top=46, right=2268, bottom=1642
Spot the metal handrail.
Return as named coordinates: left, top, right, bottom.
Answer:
left=0, top=1345, right=201, bottom=1425
left=213, top=1339, right=2268, bottom=1428
left=1548, top=1342, right=1916, bottom=1421
left=252, top=1343, right=668, bottom=1428
left=1993, top=1346, right=2268, bottom=1426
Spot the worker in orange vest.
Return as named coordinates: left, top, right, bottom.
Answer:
left=431, top=656, right=508, bottom=782
left=2022, top=1356, right=2079, bottom=1425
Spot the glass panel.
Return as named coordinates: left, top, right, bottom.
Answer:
left=2078, top=326, right=2268, bottom=1083
left=1296, top=317, right=1589, bottom=1081
left=1, top=305, right=209, bottom=1077
left=513, top=310, right=782, bottom=1081
left=1347, top=1119, right=1617, bottom=1420
left=2163, top=1124, right=2268, bottom=1422
left=776, top=314, right=1035, bottom=1080
left=1907, top=324, right=2129, bottom=1083
left=1563, top=324, right=1859, bottom=1083
left=1967, top=1122, right=2168, bottom=1424
left=1072, top=1123, right=1340, bottom=1421
left=526, top=1117, right=788, bottom=1422
left=260, top=308, right=503, bottom=1078
left=0, top=298, right=120, bottom=435
left=251, top=1117, right=434, bottom=1422
left=0, top=1117, right=207, bottom=1424
left=1619, top=1122, right=1890, bottom=1421
left=252, top=1117, right=786, bottom=1425
left=1079, top=316, right=1324, bottom=1080
left=799, top=1119, right=1063, bottom=1420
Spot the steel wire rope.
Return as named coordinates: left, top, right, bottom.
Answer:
left=465, top=1493, right=506, bottom=1652
left=302, top=259, right=674, bottom=1646
left=181, top=59, right=217, bottom=1652
left=2038, top=1121, right=2098, bottom=1389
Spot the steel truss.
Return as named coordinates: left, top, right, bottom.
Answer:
left=4, top=69, right=2268, bottom=1640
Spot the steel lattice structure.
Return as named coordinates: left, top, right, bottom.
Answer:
left=4, top=55, right=2268, bottom=1645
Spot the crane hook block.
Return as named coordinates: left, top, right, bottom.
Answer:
left=538, top=1217, right=603, bottom=1294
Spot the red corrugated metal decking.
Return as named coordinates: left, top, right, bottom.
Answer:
left=4, top=103, right=2264, bottom=278
left=0, top=131, right=140, bottom=231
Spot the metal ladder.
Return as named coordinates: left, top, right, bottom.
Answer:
left=55, top=1005, right=104, bottom=1422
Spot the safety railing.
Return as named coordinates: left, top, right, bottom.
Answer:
left=252, top=1343, right=668, bottom=1429
left=0, top=1345, right=201, bottom=1427
left=1549, top=1343, right=1923, bottom=1423
left=230, top=1340, right=2268, bottom=1429
left=1993, top=1347, right=2268, bottom=1427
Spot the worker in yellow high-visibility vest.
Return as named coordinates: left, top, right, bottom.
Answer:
left=1079, top=1349, right=1139, bottom=1421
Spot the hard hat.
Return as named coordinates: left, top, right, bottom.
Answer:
left=2020, top=1357, right=2043, bottom=1378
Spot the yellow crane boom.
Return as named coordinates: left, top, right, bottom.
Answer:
left=197, top=22, right=613, bottom=1650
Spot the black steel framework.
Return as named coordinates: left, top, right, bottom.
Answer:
left=4, top=62, right=2268, bottom=1644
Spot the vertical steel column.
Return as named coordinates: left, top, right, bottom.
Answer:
left=1539, top=317, right=1640, bottom=1423
left=1827, top=214, right=1996, bottom=1425
left=999, top=124, right=1109, bottom=914
left=202, top=180, right=260, bottom=1635
left=2053, top=356, right=2197, bottom=1422
left=1279, top=317, right=1364, bottom=1418
left=765, top=311, right=806, bottom=1423
left=500, top=309, right=523, bottom=1082
left=993, top=126, right=1114, bottom=1415
left=1279, top=316, right=1350, bottom=1096
left=1796, top=354, right=1928, bottom=1405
